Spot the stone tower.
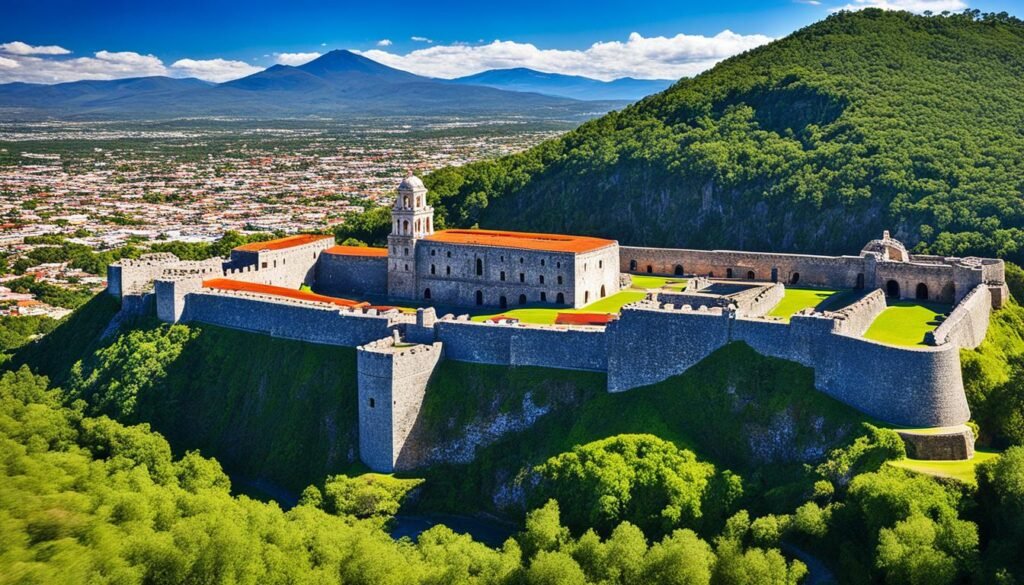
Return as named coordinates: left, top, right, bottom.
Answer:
left=387, top=175, right=433, bottom=300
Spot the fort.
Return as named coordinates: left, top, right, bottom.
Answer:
left=108, top=176, right=1010, bottom=472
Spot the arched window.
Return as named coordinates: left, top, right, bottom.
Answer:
left=518, top=294, right=527, bottom=305
left=446, top=266, right=451, bottom=276
left=476, top=258, right=483, bottom=276
left=403, top=196, right=410, bottom=207
left=404, top=247, right=409, bottom=256
left=500, top=271, right=505, bottom=281
left=499, top=296, right=508, bottom=309
left=519, top=273, right=525, bottom=283
left=557, top=275, right=563, bottom=285
left=423, top=288, right=431, bottom=300
left=629, top=260, right=637, bottom=271
left=539, top=275, right=545, bottom=284
left=790, top=272, right=800, bottom=285
left=646, top=265, right=653, bottom=274
left=747, top=270, right=755, bottom=280
left=430, top=264, right=436, bottom=275
left=475, top=290, right=483, bottom=305
left=856, top=273, right=865, bottom=289
left=402, top=220, right=409, bottom=234
left=916, top=283, right=929, bottom=300
left=726, top=268, right=734, bottom=278
left=600, top=285, right=606, bottom=298
left=674, top=265, right=684, bottom=276
left=556, top=292, right=565, bottom=304
left=886, top=280, right=900, bottom=298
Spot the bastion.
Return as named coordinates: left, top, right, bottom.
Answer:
left=107, top=177, right=1010, bottom=472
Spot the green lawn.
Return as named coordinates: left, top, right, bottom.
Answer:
left=767, top=287, right=840, bottom=322
left=470, top=290, right=647, bottom=325
left=629, top=275, right=688, bottom=290
left=863, top=301, right=950, bottom=347
left=888, top=449, right=999, bottom=484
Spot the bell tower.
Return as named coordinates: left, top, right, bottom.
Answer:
left=387, top=175, right=433, bottom=300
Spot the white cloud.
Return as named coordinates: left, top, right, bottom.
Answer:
left=170, top=58, right=262, bottom=82
left=0, top=56, right=19, bottom=69
left=410, top=36, right=433, bottom=43
left=0, top=50, right=168, bottom=83
left=0, top=41, right=71, bottom=55
left=794, top=0, right=822, bottom=5
left=358, top=30, right=773, bottom=81
left=835, top=0, right=967, bottom=12
left=377, top=39, right=393, bottom=47
left=273, top=52, right=322, bottom=66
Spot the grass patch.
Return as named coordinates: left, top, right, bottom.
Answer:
left=767, top=287, right=840, bottom=322
left=863, top=301, right=950, bottom=347
left=470, top=290, right=646, bottom=325
left=887, top=449, right=1000, bottom=484
left=629, top=274, right=688, bottom=289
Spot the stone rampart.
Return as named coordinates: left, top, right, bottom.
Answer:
left=928, top=285, right=992, bottom=349
left=828, top=288, right=887, bottom=336
left=181, top=290, right=397, bottom=347
left=434, top=318, right=607, bottom=371
left=315, top=253, right=388, bottom=297
left=604, top=301, right=971, bottom=427
left=732, top=282, right=785, bottom=317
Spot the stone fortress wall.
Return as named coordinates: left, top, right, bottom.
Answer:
left=107, top=223, right=1010, bottom=471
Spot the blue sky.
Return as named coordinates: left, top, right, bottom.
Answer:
left=0, top=0, right=1020, bottom=83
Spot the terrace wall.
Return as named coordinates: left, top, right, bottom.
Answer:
left=434, top=318, right=607, bottom=371
left=829, top=288, right=888, bottom=336
left=928, top=285, right=992, bottom=349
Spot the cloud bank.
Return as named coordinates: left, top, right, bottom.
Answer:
left=359, top=31, right=774, bottom=81
left=0, top=41, right=71, bottom=56
left=171, top=58, right=261, bottom=82
left=274, top=52, right=322, bottom=66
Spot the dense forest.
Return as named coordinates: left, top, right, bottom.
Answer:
left=350, top=10, right=1024, bottom=263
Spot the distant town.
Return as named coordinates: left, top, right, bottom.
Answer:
left=0, top=118, right=563, bottom=319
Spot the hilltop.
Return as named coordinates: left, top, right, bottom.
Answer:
left=424, top=10, right=1024, bottom=263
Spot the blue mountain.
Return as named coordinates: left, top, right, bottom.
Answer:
left=449, top=68, right=675, bottom=101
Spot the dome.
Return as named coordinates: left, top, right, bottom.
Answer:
left=398, top=175, right=425, bottom=191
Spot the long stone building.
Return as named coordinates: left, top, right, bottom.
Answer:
left=107, top=175, right=1011, bottom=472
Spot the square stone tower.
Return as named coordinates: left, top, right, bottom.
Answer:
left=387, top=175, right=434, bottom=300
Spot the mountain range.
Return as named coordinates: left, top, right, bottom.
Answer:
left=449, top=68, right=675, bottom=101
left=0, top=50, right=643, bottom=120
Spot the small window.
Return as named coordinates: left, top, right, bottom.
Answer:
left=262, top=261, right=268, bottom=268
left=500, top=255, right=504, bottom=262
left=424, top=288, right=431, bottom=300
left=475, top=290, right=483, bottom=305
left=446, top=266, right=451, bottom=276
left=600, top=285, right=606, bottom=298
left=599, top=260, right=603, bottom=268
left=431, top=249, right=436, bottom=256
left=446, top=251, right=451, bottom=258
left=539, top=275, right=545, bottom=284
left=646, top=265, right=653, bottom=274
left=518, top=294, right=527, bottom=305
left=274, top=260, right=277, bottom=268
left=369, top=398, right=375, bottom=408
left=747, top=270, right=755, bottom=280
left=519, top=273, right=525, bottom=283
left=541, top=259, right=546, bottom=266
left=727, top=268, right=734, bottom=278
left=476, top=258, right=483, bottom=276
left=557, top=292, right=565, bottom=304
left=431, top=264, right=436, bottom=275
left=557, top=262, right=561, bottom=269
left=500, top=271, right=506, bottom=281
left=519, top=257, right=524, bottom=264
left=404, top=247, right=409, bottom=256
left=500, top=295, right=508, bottom=309
left=585, top=291, right=590, bottom=303
left=541, top=292, right=547, bottom=302
left=558, top=276, right=563, bottom=285
left=791, top=272, right=801, bottom=285
left=404, top=263, right=409, bottom=271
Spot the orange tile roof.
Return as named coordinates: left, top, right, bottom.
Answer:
left=202, top=278, right=367, bottom=308
left=324, top=245, right=388, bottom=257
left=233, top=234, right=332, bottom=252
left=425, top=229, right=615, bottom=254
left=555, top=312, right=616, bottom=326
left=484, top=314, right=519, bottom=323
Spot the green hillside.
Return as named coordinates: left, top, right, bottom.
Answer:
left=417, top=10, right=1024, bottom=262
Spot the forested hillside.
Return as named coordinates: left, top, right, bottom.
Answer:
left=418, top=10, right=1024, bottom=262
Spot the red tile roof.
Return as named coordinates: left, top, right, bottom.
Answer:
left=425, top=229, right=615, bottom=254
left=202, top=278, right=367, bottom=308
left=324, top=245, right=388, bottom=257
left=233, top=234, right=332, bottom=252
left=555, top=312, right=616, bottom=326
